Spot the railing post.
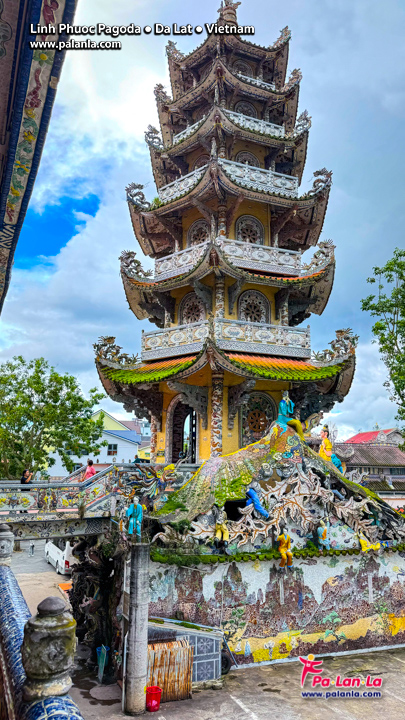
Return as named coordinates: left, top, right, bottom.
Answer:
left=125, top=542, right=150, bottom=715
left=0, top=523, right=14, bottom=565
left=21, top=597, right=76, bottom=702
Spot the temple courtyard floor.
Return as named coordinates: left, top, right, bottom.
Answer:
left=69, top=647, right=405, bottom=720
left=12, top=543, right=405, bottom=719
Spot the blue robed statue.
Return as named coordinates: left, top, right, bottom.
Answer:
left=126, top=496, right=143, bottom=537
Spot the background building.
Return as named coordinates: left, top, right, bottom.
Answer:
left=48, top=411, right=151, bottom=479
left=335, top=428, right=405, bottom=509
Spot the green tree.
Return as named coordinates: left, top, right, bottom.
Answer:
left=361, top=248, right=405, bottom=435
left=0, top=356, right=106, bottom=480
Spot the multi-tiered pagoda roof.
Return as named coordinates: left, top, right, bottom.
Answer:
left=96, top=1, right=356, bottom=465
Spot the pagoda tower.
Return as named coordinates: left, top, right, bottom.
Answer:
left=95, top=1, right=357, bottom=466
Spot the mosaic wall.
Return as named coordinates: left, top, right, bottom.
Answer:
left=149, top=551, right=405, bottom=664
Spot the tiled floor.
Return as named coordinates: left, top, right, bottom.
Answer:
left=70, top=647, right=405, bottom=720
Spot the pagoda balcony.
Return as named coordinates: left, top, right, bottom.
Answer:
left=157, top=160, right=299, bottom=205
left=218, top=158, right=299, bottom=198
left=172, top=116, right=207, bottom=145
left=157, top=165, right=207, bottom=204
left=154, top=238, right=301, bottom=281
left=141, top=319, right=311, bottom=361
left=223, top=109, right=285, bottom=138
left=235, top=72, right=276, bottom=92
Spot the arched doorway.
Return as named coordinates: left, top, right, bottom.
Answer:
left=166, top=395, right=198, bottom=463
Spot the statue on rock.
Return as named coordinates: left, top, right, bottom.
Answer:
left=212, top=504, right=229, bottom=553
left=245, top=480, right=269, bottom=520
left=126, top=496, right=143, bottom=538
left=317, top=517, right=330, bottom=550
left=277, top=523, right=293, bottom=571
left=319, top=425, right=343, bottom=472
left=276, top=391, right=305, bottom=440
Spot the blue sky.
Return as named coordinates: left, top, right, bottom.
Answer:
left=1, top=0, right=405, bottom=438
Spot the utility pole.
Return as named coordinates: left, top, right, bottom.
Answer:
left=125, top=542, right=149, bottom=715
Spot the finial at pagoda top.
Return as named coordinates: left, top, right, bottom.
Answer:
left=217, top=0, right=241, bottom=26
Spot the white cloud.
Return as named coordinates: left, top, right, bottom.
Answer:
left=323, top=342, right=399, bottom=440
left=2, top=0, right=405, bottom=431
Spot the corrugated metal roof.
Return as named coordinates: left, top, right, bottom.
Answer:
left=344, top=429, right=394, bottom=443
left=337, top=444, right=405, bottom=467
left=104, top=430, right=142, bottom=444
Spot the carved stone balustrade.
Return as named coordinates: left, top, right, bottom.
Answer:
left=216, top=237, right=301, bottom=276
left=224, top=109, right=285, bottom=138
left=235, top=72, right=276, bottom=92
left=172, top=116, right=206, bottom=144
left=218, top=158, right=299, bottom=198
left=153, top=238, right=301, bottom=281
left=157, top=165, right=207, bottom=203
left=142, top=319, right=311, bottom=360
left=154, top=241, right=210, bottom=280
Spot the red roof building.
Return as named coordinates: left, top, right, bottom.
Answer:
left=344, top=429, right=402, bottom=445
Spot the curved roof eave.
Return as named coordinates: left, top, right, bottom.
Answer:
left=166, top=60, right=300, bottom=114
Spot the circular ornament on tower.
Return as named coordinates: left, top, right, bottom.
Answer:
left=234, top=101, right=258, bottom=118
left=235, top=215, right=264, bottom=244
left=187, top=218, right=210, bottom=246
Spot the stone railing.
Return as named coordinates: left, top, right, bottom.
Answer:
left=0, top=466, right=117, bottom=517
left=172, top=116, right=206, bottom=144
left=224, top=109, right=285, bottom=138
left=142, top=319, right=311, bottom=360
left=0, top=464, right=160, bottom=540
left=235, top=72, right=276, bottom=92
left=157, top=165, right=207, bottom=204
left=154, top=241, right=210, bottom=280
left=218, top=158, right=299, bottom=198
left=153, top=238, right=301, bottom=281
left=0, top=525, right=85, bottom=720
left=216, top=237, right=301, bottom=276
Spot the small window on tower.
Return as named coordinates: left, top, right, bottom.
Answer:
left=235, top=151, right=260, bottom=167
left=234, top=100, right=258, bottom=118
left=238, top=290, right=270, bottom=324
left=235, top=215, right=264, bottom=244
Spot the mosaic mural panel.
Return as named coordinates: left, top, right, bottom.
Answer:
left=149, top=551, right=405, bottom=666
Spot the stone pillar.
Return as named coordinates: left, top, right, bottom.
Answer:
left=217, top=204, right=227, bottom=237
left=0, top=524, right=14, bottom=566
left=210, top=372, right=224, bottom=457
left=125, top=543, right=150, bottom=716
left=22, top=597, right=76, bottom=702
left=150, top=415, right=158, bottom=463
left=215, top=276, right=225, bottom=319
left=279, top=297, right=289, bottom=325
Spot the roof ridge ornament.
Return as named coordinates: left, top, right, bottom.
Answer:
left=94, top=336, right=139, bottom=367
left=119, top=249, right=153, bottom=279
left=301, top=239, right=335, bottom=275
left=283, top=68, right=302, bottom=92
left=305, top=167, right=333, bottom=197
left=125, top=182, right=151, bottom=211
left=270, top=26, right=291, bottom=50
left=166, top=40, right=185, bottom=62
left=312, top=328, right=359, bottom=364
left=144, top=125, right=164, bottom=151
left=154, top=83, right=172, bottom=104
left=218, top=0, right=241, bottom=26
